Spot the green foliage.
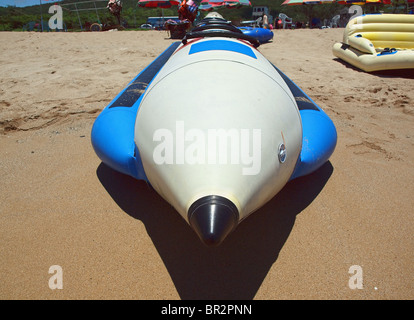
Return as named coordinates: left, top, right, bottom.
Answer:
left=0, top=0, right=174, bottom=30
left=0, top=0, right=406, bottom=31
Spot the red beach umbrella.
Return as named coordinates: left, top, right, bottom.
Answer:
left=137, top=0, right=181, bottom=8
left=198, top=0, right=251, bottom=11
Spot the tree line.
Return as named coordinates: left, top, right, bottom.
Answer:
left=0, top=0, right=409, bottom=31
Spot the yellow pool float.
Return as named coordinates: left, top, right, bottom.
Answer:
left=332, top=14, right=414, bottom=72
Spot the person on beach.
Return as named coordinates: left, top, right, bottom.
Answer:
left=178, top=0, right=199, bottom=23
left=107, top=0, right=122, bottom=25
left=263, top=13, right=269, bottom=29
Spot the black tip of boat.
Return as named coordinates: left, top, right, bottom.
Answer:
left=188, top=195, right=239, bottom=247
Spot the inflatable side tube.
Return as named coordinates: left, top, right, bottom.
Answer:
left=272, top=66, right=337, bottom=180
left=239, top=27, right=274, bottom=44
left=91, top=42, right=181, bottom=180
left=348, top=35, right=376, bottom=54
left=351, top=13, right=414, bottom=25
left=332, top=42, right=414, bottom=72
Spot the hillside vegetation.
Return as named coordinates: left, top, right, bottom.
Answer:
left=0, top=0, right=407, bottom=31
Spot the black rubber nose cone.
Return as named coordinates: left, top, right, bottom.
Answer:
left=188, top=195, right=239, bottom=247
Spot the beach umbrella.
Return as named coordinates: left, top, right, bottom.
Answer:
left=282, top=0, right=324, bottom=4
left=361, top=0, right=393, bottom=4
left=137, top=0, right=181, bottom=8
left=198, top=0, right=251, bottom=11
left=198, top=0, right=220, bottom=11
left=335, top=0, right=392, bottom=3
left=334, top=0, right=366, bottom=5
left=281, top=0, right=336, bottom=5
left=221, top=0, right=251, bottom=7
left=333, top=0, right=393, bottom=15
left=281, top=0, right=334, bottom=27
left=335, top=0, right=363, bottom=3
left=137, top=0, right=182, bottom=29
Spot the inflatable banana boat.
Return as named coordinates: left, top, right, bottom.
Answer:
left=91, top=18, right=337, bottom=246
left=333, top=14, right=414, bottom=72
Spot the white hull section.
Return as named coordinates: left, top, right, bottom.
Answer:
left=135, top=38, right=302, bottom=223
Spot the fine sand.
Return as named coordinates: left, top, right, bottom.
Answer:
left=0, top=29, right=413, bottom=300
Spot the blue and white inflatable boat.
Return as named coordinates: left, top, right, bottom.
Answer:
left=239, top=26, right=273, bottom=44
left=91, top=18, right=337, bottom=247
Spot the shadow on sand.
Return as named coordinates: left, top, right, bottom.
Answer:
left=333, top=58, right=414, bottom=79
left=97, top=161, right=333, bottom=299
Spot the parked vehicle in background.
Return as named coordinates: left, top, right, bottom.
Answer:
left=140, top=24, right=153, bottom=29
left=146, top=16, right=180, bottom=30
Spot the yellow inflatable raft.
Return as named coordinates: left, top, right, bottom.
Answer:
left=332, top=14, right=414, bottom=72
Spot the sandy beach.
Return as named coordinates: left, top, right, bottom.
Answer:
left=0, top=28, right=413, bottom=300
